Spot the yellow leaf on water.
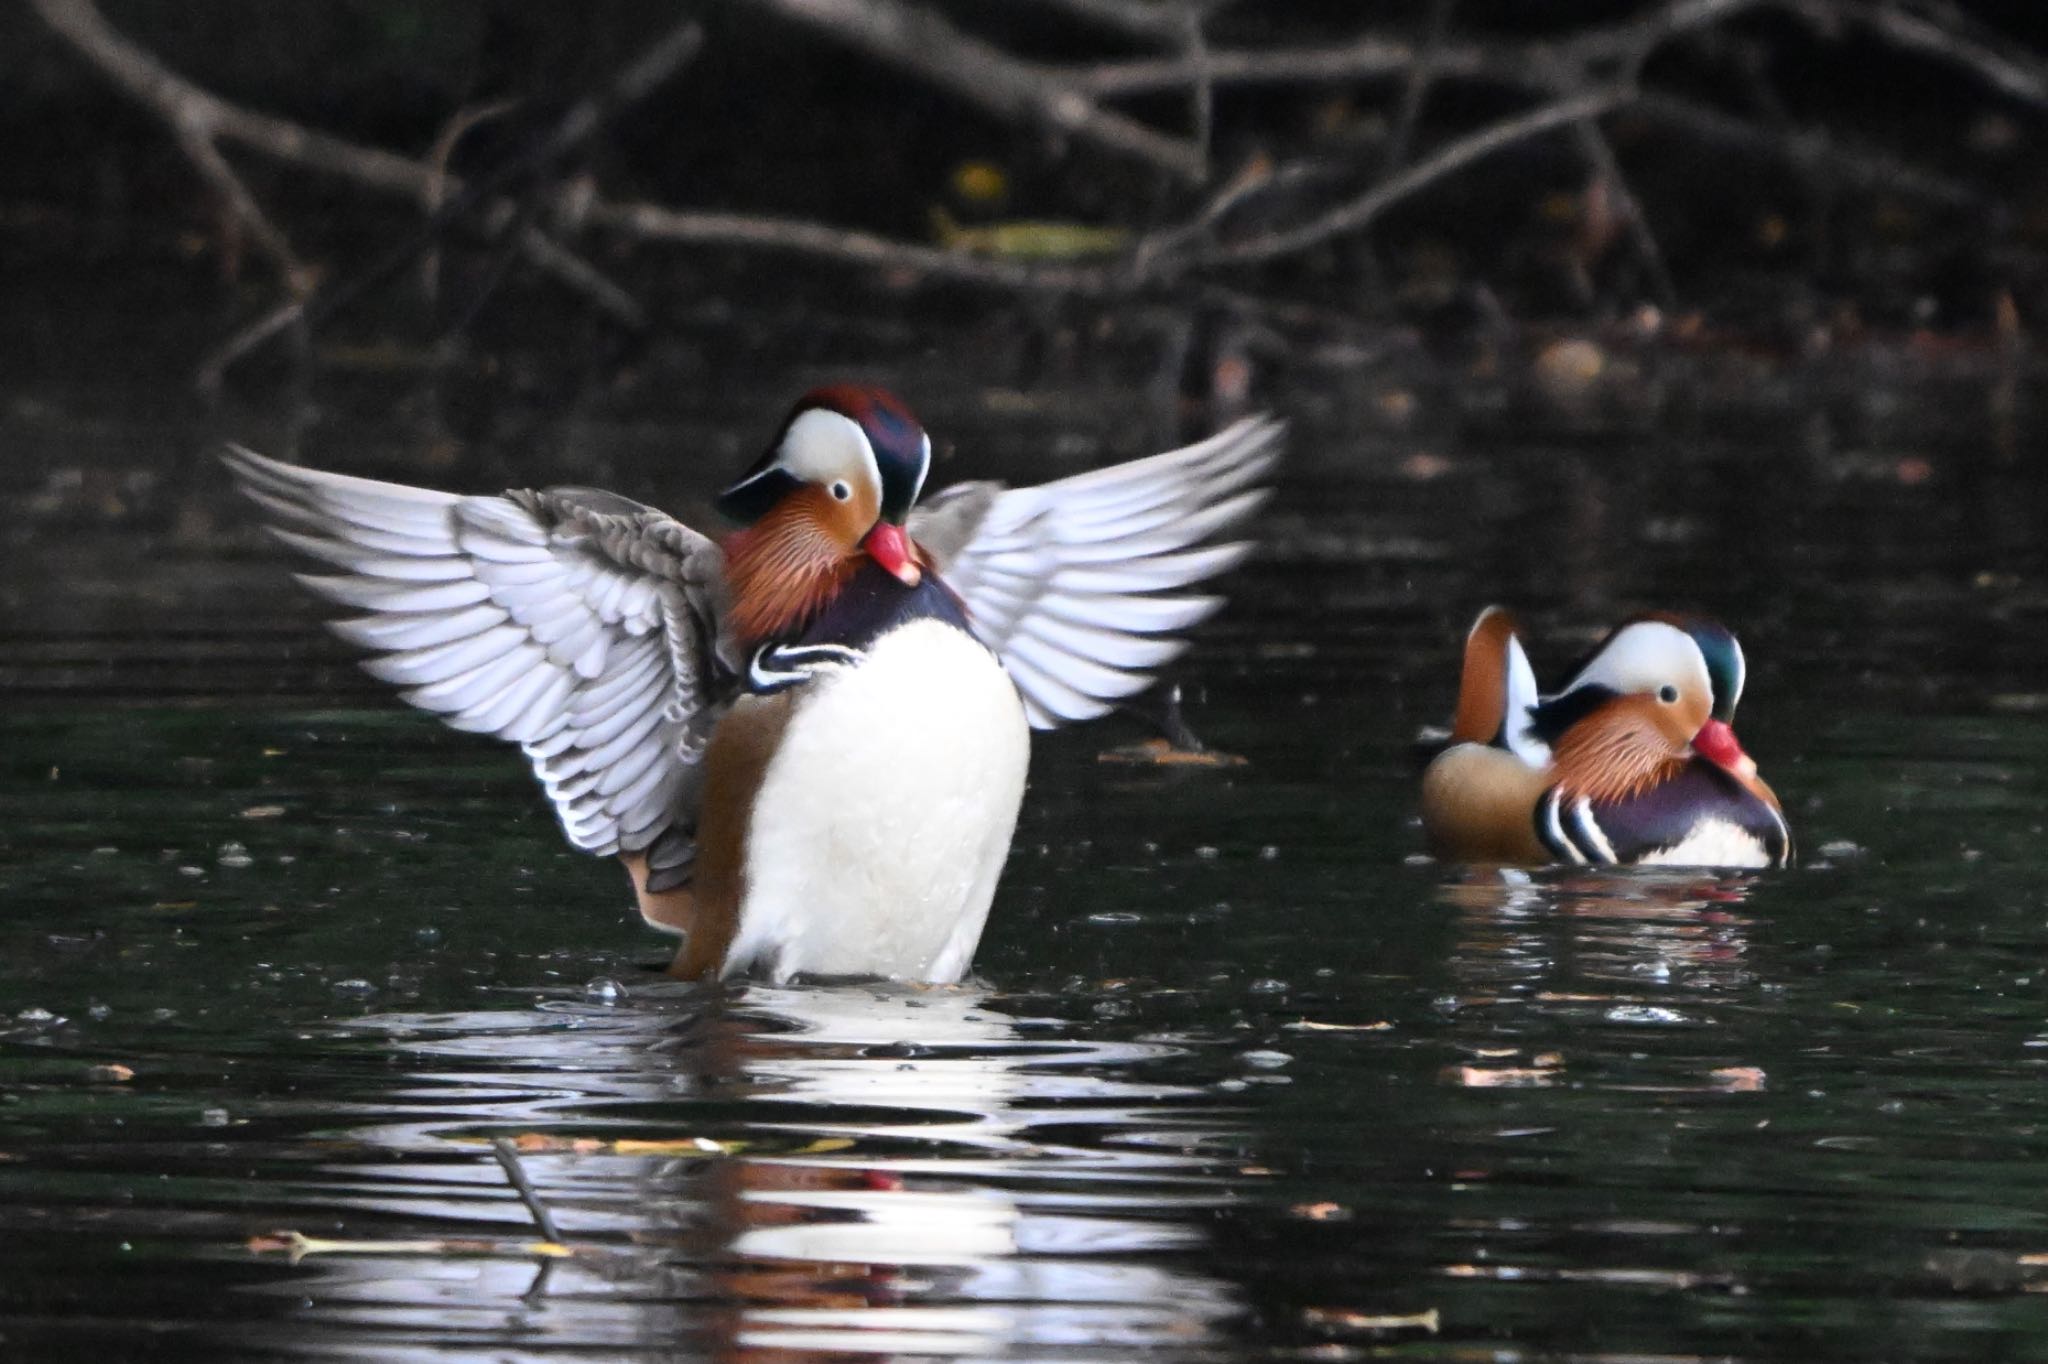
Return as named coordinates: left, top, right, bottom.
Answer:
left=611, top=1136, right=742, bottom=1156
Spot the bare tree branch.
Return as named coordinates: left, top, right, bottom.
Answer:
left=1633, top=92, right=1982, bottom=206
left=1078, top=36, right=1480, bottom=98
left=1382, top=0, right=1459, bottom=177
left=32, top=0, right=692, bottom=382
left=1200, top=88, right=1633, bottom=267
left=1786, top=0, right=2048, bottom=108
left=27, top=0, right=2028, bottom=349
left=1031, top=0, right=1199, bottom=45
left=1569, top=119, right=1679, bottom=310
left=583, top=201, right=1115, bottom=293
left=750, top=0, right=1208, bottom=182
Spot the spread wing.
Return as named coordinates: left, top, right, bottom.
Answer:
left=221, top=447, right=730, bottom=889
left=910, top=415, right=1283, bottom=728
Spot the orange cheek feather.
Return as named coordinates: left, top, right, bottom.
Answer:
left=722, top=490, right=860, bottom=646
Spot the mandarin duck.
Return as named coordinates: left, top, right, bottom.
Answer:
left=225, top=388, right=1282, bottom=982
left=1421, top=608, right=1790, bottom=868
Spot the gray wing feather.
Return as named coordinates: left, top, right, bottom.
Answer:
left=222, top=446, right=728, bottom=882
left=909, top=415, right=1283, bottom=729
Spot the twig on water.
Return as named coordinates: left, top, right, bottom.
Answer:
left=491, top=1136, right=566, bottom=1245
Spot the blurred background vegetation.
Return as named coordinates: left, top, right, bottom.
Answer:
left=6, top=0, right=2048, bottom=444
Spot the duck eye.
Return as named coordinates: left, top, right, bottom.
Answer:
left=830, top=481, right=851, bottom=501
left=1658, top=685, right=1679, bottom=704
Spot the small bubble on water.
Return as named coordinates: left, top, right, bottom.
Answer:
left=216, top=841, right=253, bottom=868
left=200, top=1108, right=231, bottom=1128
left=88, top=1003, right=112, bottom=1022
left=1248, top=978, right=1288, bottom=994
left=1242, top=1049, right=1293, bottom=1069
left=1087, top=911, right=1142, bottom=926
left=16, top=1007, right=61, bottom=1027
left=177, top=866, right=205, bottom=878
left=332, top=978, right=376, bottom=1000
left=415, top=926, right=442, bottom=947
left=1216, top=1078, right=1250, bottom=1093
left=1258, top=845, right=1279, bottom=860
left=1194, top=845, right=1220, bottom=860
left=1817, top=839, right=1865, bottom=859
left=584, top=976, right=626, bottom=1004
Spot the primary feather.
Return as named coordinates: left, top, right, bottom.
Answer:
left=222, top=447, right=727, bottom=886
left=911, top=415, right=1283, bottom=728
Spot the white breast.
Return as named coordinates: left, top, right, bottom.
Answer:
left=726, top=617, right=1031, bottom=982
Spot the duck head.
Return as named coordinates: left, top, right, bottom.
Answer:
left=1532, top=617, right=1770, bottom=806
left=718, top=385, right=934, bottom=645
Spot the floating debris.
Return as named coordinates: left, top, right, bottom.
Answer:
left=1283, top=1020, right=1393, bottom=1033
left=248, top=1230, right=579, bottom=1265
left=1302, top=1306, right=1440, bottom=1335
left=1097, top=737, right=1247, bottom=768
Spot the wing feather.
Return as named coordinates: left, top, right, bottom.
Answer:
left=223, top=445, right=730, bottom=871
left=910, top=415, right=1279, bottom=729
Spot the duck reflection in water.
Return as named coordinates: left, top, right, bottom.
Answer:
left=1435, top=866, right=1765, bottom=1093
left=296, top=983, right=1246, bottom=1360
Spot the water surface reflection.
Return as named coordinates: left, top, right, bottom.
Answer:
left=258, top=982, right=1247, bottom=1359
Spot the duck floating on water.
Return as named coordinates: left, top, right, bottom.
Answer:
left=226, top=388, right=1282, bottom=982
left=1421, top=607, right=1790, bottom=869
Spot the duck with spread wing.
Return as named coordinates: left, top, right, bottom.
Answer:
left=225, top=387, right=1281, bottom=983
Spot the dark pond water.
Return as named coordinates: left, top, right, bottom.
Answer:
left=5, top=303, right=2048, bottom=1360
